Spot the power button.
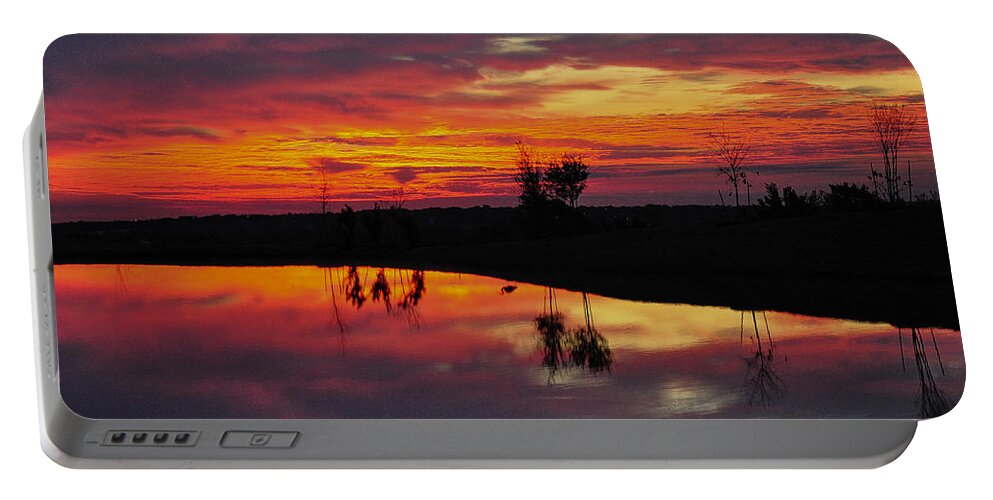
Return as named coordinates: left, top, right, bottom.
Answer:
left=220, top=431, right=298, bottom=448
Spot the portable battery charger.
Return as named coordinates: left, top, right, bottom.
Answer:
left=25, top=34, right=963, bottom=468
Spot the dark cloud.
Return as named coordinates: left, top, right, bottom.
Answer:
left=728, top=80, right=832, bottom=96
left=47, top=123, right=220, bottom=145
left=136, top=126, right=221, bottom=140
left=273, top=92, right=386, bottom=117
left=385, top=165, right=509, bottom=185
left=279, top=135, right=400, bottom=147
left=388, top=168, right=418, bottom=184
left=469, top=34, right=912, bottom=73
left=307, top=158, right=369, bottom=174
left=476, top=81, right=612, bottom=93
left=45, top=35, right=912, bottom=113
left=44, top=131, right=87, bottom=142
left=49, top=191, right=316, bottom=223
left=846, top=85, right=886, bottom=96
left=753, top=108, right=837, bottom=120
left=374, top=90, right=540, bottom=109
left=218, top=164, right=306, bottom=174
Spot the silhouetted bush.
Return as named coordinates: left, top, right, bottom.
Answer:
left=825, top=182, right=882, bottom=212
left=757, top=183, right=785, bottom=215
left=756, top=181, right=889, bottom=219
left=782, top=185, right=818, bottom=216
left=757, top=183, right=818, bottom=218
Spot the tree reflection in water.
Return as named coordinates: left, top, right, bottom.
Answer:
left=900, top=327, right=950, bottom=418
left=533, top=288, right=613, bottom=380
left=370, top=268, right=393, bottom=311
left=568, top=293, right=613, bottom=373
left=393, top=269, right=426, bottom=326
left=740, top=310, right=785, bottom=407
left=343, top=266, right=366, bottom=309
left=321, top=266, right=348, bottom=353
left=328, top=266, right=428, bottom=331
left=535, top=287, right=568, bottom=376
left=113, top=264, right=137, bottom=297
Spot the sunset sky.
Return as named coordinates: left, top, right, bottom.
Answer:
left=43, top=34, right=935, bottom=222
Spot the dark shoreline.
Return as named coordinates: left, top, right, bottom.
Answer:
left=54, top=254, right=958, bottom=330
left=53, top=205, right=960, bottom=329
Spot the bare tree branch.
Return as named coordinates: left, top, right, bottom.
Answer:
left=708, top=127, right=754, bottom=210
left=867, top=103, right=917, bottom=203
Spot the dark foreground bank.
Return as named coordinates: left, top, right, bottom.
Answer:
left=52, top=205, right=958, bottom=329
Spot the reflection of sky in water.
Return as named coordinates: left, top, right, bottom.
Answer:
left=54, top=265, right=964, bottom=419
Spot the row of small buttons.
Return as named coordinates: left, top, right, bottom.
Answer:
left=101, top=430, right=199, bottom=446
left=111, top=431, right=193, bottom=444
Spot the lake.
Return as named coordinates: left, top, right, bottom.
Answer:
left=53, top=264, right=964, bottom=419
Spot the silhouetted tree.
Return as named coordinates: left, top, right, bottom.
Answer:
left=386, top=187, right=407, bottom=210
left=867, top=103, right=916, bottom=203
left=867, top=162, right=883, bottom=199
left=312, top=165, right=334, bottom=246
left=514, top=141, right=548, bottom=209
left=313, top=165, right=332, bottom=216
left=515, top=141, right=589, bottom=211
left=544, top=153, right=589, bottom=208
left=905, top=160, right=914, bottom=202
left=709, top=128, right=755, bottom=209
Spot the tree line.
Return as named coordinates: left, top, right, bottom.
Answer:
left=312, top=101, right=921, bottom=225
left=708, top=102, right=922, bottom=214
left=509, top=102, right=920, bottom=217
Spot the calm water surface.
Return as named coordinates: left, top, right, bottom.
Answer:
left=54, top=264, right=964, bottom=419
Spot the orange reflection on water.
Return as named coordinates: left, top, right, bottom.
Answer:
left=54, top=264, right=964, bottom=419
